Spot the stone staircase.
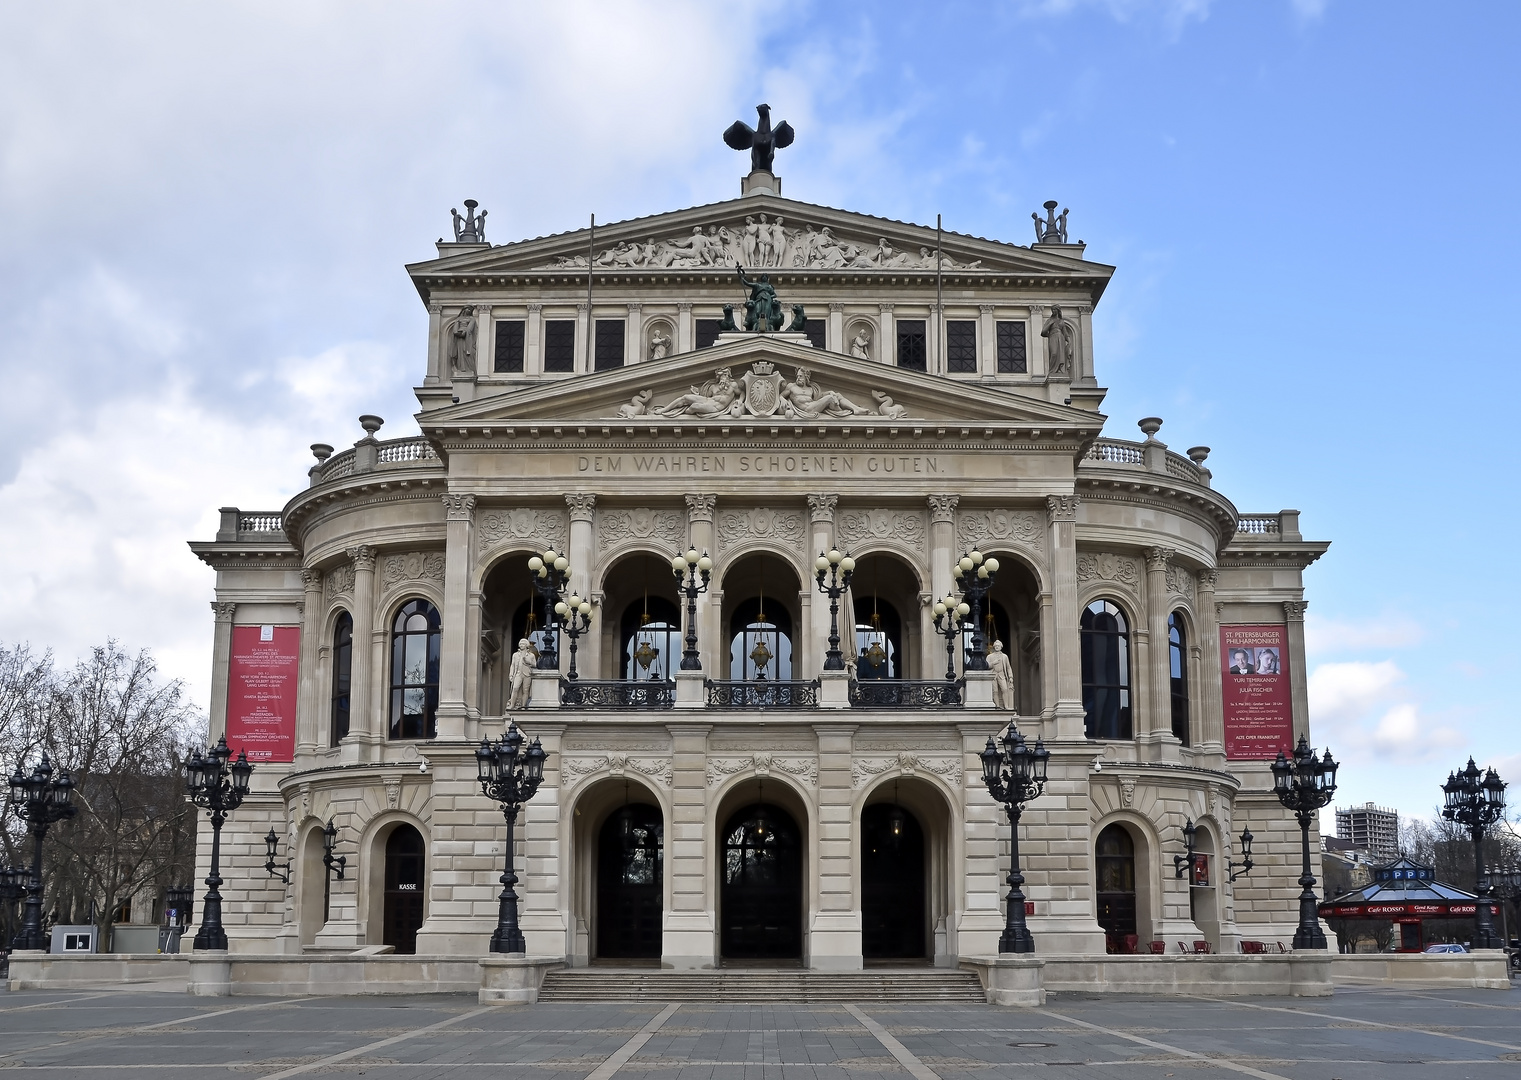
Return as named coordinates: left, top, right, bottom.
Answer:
left=538, top=968, right=987, bottom=1003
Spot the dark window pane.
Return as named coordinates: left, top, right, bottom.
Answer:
left=493, top=320, right=525, bottom=373
left=330, top=612, right=352, bottom=746
left=389, top=598, right=441, bottom=740
left=695, top=319, right=722, bottom=349
left=896, top=320, right=927, bottom=371
left=997, top=321, right=1027, bottom=373
left=804, top=320, right=826, bottom=351
left=543, top=320, right=576, bottom=372
left=1169, top=612, right=1190, bottom=746
left=946, top=320, right=978, bottom=373
left=1081, top=599, right=1132, bottom=740
left=594, top=319, right=626, bottom=371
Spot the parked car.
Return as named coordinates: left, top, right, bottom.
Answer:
left=1423, top=943, right=1469, bottom=954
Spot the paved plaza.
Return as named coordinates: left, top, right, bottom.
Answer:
left=0, top=985, right=1516, bottom=1079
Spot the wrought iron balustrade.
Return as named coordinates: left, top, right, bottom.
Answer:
left=849, top=679, right=964, bottom=708
left=705, top=679, right=819, bottom=710
left=560, top=679, right=675, bottom=709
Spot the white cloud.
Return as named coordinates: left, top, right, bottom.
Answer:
left=1309, top=660, right=1463, bottom=761
left=1305, top=610, right=1425, bottom=655
left=1290, top=0, right=1330, bottom=21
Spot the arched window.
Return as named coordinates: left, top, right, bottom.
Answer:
left=728, top=597, right=792, bottom=680
left=1081, top=599, right=1131, bottom=740
left=389, top=599, right=441, bottom=740
left=330, top=612, right=353, bottom=746
left=853, top=597, right=901, bottom=680
left=621, top=596, right=682, bottom=680
left=1169, top=611, right=1190, bottom=747
left=1095, top=823, right=1137, bottom=952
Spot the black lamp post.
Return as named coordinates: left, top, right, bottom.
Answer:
left=476, top=722, right=547, bottom=953
left=671, top=548, right=712, bottom=671
left=1226, top=827, right=1255, bottom=884
left=7, top=752, right=78, bottom=951
left=264, top=829, right=291, bottom=885
left=953, top=550, right=999, bottom=670
left=1271, top=734, right=1338, bottom=950
left=322, top=818, right=346, bottom=921
left=814, top=549, right=856, bottom=671
left=527, top=548, right=571, bottom=670
left=1173, top=818, right=1200, bottom=879
left=555, top=593, right=594, bottom=680
left=979, top=720, right=1049, bottom=953
left=1442, top=758, right=1506, bottom=950
left=184, top=736, right=253, bottom=951
left=1, top=864, right=27, bottom=951
left=931, top=591, right=969, bottom=681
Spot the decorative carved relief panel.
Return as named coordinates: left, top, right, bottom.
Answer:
left=380, top=551, right=446, bottom=590
left=851, top=752, right=962, bottom=789
left=956, top=509, right=1044, bottom=553
left=1076, top=551, right=1140, bottom=588
left=705, top=753, right=818, bottom=787
left=835, top=508, right=927, bottom=551
left=716, top=507, right=806, bottom=552
left=598, top=508, right=685, bottom=551
left=478, top=508, right=567, bottom=552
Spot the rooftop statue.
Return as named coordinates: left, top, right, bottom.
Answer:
left=1033, top=199, right=1068, bottom=244
left=737, top=266, right=785, bottom=332
left=451, top=198, right=487, bottom=243
left=723, top=103, right=795, bottom=173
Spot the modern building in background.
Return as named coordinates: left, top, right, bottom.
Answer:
left=1335, top=803, right=1399, bottom=863
left=189, top=124, right=1331, bottom=971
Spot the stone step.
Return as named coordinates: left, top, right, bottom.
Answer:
left=538, top=968, right=987, bottom=1003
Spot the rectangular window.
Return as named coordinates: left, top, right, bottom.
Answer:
left=946, top=320, right=978, bottom=373
left=594, top=319, right=626, bottom=371
left=996, top=320, right=1027, bottom=373
left=896, top=320, right=927, bottom=371
left=804, top=320, right=826, bottom=351
left=695, top=319, right=723, bottom=349
left=493, top=320, right=525, bottom=373
left=543, top=320, right=576, bottom=372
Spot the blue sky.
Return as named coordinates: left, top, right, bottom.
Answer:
left=0, top=1, right=1515, bottom=824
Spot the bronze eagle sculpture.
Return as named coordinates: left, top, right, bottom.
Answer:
left=723, top=104, right=795, bottom=173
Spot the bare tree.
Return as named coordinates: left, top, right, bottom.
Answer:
left=0, top=644, right=56, bottom=871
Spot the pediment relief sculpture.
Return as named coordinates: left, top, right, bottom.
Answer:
left=613, top=361, right=904, bottom=420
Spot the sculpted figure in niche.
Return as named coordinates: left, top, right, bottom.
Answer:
left=658, top=367, right=741, bottom=417
left=987, top=639, right=1015, bottom=710
left=781, top=366, right=868, bottom=418
left=850, top=326, right=872, bottom=359
left=1042, top=305, right=1075, bottom=378
left=445, top=306, right=478, bottom=375
left=649, top=328, right=671, bottom=360
left=507, top=638, right=537, bottom=710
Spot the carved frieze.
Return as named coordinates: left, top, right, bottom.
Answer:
left=599, top=508, right=685, bottom=551
left=1165, top=564, right=1196, bottom=602
left=326, top=562, right=356, bottom=600
left=478, top=508, right=567, bottom=552
left=716, top=507, right=806, bottom=553
left=836, top=508, right=927, bottom=551
left=956, top=509, right=1043, bottom=552
left=562, top=754, right=673, bottom=788
left=380, top=551, right=446, bottom=590
left=851, top=752, right=962, bottom=789
left=706, top=753, right=818, bottom=787
left=1076, top=551, right=1140, bottom=588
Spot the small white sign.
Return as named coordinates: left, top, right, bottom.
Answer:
left=260, top=625, right=274, bottom=642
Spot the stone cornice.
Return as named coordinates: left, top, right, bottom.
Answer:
left=1076, top=477, right=1238, bottom=550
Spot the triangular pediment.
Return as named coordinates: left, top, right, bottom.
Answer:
left=418, top=336, right=1105, bottom=433
left=406, top=193, right=1112, bottom=293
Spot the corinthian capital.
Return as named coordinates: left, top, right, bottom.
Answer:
left=346, top=545, right=376, bottom=572
left=212, top=601, right=237, bottom=623
left=443, top=493, right=477, bottom=521
left=1197, top=569, right=1218, bottom=591
left=1145, top=546, right=1175, bottom=573
left=926, top=495, right=959, bottom=524
left=685, top=493, right=716, bottom=521
left=300, top=568, right=323, bottom=592
left=1045, top=494, right=1079, bottom=523
left=807, top=494, right=838, bottom=524
left=1282, top=600, right=1307, bottom=622
left=565, top=493, right=597, bottom=521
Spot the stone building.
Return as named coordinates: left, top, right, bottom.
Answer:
left=190, top=153, right=1331, bottom=970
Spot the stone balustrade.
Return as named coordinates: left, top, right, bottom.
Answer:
left=1081, top=437, right=1206, bottom=485
left=313, top=436, right=441, bottom=487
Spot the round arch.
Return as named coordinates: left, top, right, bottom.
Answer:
left=975, top=549, right=1044, bottom=714
left=357, top=812, right=430, bottom=952
left=566, top=774, right=669, bottom=964
left=716, top=551, right=806, bottom=680
left=596, top=549, right=686, bottom=682
left=845, top=550, right=923, bottom=680
left=295, top=819, right=329, bottom=947
left=1081, top=596, right=1137, bottom=742
left=710, top=770, right=816, bottom=963
left=1188, top=816, right=1222, bottom=949
left=855, top=771, right=963, bottom=964
left=479, top=549, right=548, bottom=715
left=1091, top=812, right=1162, bottom=952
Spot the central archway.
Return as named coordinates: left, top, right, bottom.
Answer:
left=720, top=802, right=803, bottom=960
left=861, top=802, right=925, bottom=958
left=596, top=803, right=664, bottom=959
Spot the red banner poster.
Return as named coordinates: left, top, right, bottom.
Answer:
left=227, top=625, right=300, bottom=763
left=1220, top=624, right=1293, bottom=760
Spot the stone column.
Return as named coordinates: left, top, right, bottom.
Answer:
left=1144, top=547, right=1177, bottom=761
left=526, top=304, right=543, bottom=376
left=685, top=494, right=717, bottom=675
left=663, top=723, right=715, bottom=968
left=806, top=495, right=837, bottom=682
left=1196, top=570, right=1225, bottom=755
left=1046, top=496, right=1085, bottom=740
left=929, top=303, right=943, bottom=375
left=810, top=724, right=861, bottom=968
left=677, top=302, right=693, bottom=354
left=346, top=546, right=378, bottom=756
left=626, top=302, right=642, bottom=367
left=1028, top=306, right=1046, bottom=378
left=828, top=302, right=844, bottom=354
left=437, top=494, right=477, bottom=741
left=1283, top=601, right=1309, bottom=739
left=519, top=722, right=568, bottom=955
left=575, top=302, right=590, bottom=374
left=425, top=303, right=443, bottom=385
left=1077, top=304, right=1095, bottom=382
left=566, top=495, right=596, bottom=677
left=475, top=307, right=492, bottom=381
left=209, top=601, right=237, bottom=744
left=296, top=569, right=324, bottom=756
left=978, top=304, right=996, bottom=377
left=877, top=304, right=894, bottom=365
left=927, top=495, right=959, bottom=678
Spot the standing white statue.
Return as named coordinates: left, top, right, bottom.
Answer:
left=506, top=638, right=537, bottom=710
left=987, top=639, right=1015, bottom=711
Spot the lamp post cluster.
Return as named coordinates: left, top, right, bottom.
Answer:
left=1272, top=735, right=1338, bottom=950
left=476, top=721, right=546, bottom=954
left=184, top=736, right=253, bottom=951
left=952, top=550, right=999, bottom=669
left=979, top=721, right=1049, bottom=953
left=671, top=548, right=712, bottom=670
left=931, top=592, right=970, bottom=680
left=1172, top=819, right=1255, bottom=884
left=526, top=548, right=571, bottom=670
left=814, top=549, right=856, bottom=671
left=7, top=753, right=78, bottom=951
left=1442, top=757, right=1507, bottom=950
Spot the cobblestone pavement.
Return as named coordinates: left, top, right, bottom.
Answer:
left=0, top=985, right=1516, bottom=1078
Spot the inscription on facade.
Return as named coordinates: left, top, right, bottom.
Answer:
left=577, top=453, right=942, bottom=476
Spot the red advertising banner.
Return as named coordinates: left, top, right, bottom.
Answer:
left=227, top=625, right=300, bottom=763
left=1220, top=624, right=1293, bottom=760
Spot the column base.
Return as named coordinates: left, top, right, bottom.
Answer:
left=187, top=950, right=231, bottom=997
left=527, top=670, right=562, bottom=709
left=817, top=670, right=850, bottom=708
left=661, top=911, right=717, bottom=968
left=963, top=671, right=996, bottom=708
left=808, top=911, right=863, bottom=969
left=674, top=671, right=706, bottom=709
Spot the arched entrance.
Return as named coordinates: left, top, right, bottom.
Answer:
left=1096, top=823, right=1138, bottom=953
left=382, top=824, right=425, bottom=955
left=720, top=802, right=803, bottom=960
left=596, top=804, right=663, bottom=959
left=861, top=802, right=926, bottom=959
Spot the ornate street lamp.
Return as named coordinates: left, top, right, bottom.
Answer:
left=322, top=818, right=346, bottom=921
left=476, top=721, right=547, bottom=953
left=671, top=548, right=712, bottom=671
left=6, top=752, right=78, bottom=951
left=953, top=550, right=999, bottom=670
left=1173, top=818, right=1200, bottom=879
left=263, top=829, right=291, bottom=884
left=555, top=592, right=594, bottom=680
left=1442, top=758, right=1507, bottom=950
left=980, top=720, right=1050, bottom=953
left=931, top=591, right=970, bottom=681
left=814, top=548, right=856, bottom=671
left=1, top=864, right=28, bottom=951
left=526, top=549, right=571, bottom=670
left=1271, top=734, right=1338, bottom=950
left=1226, top=827, right=1255, bottom=884
left=184, top=736, right=253, bottom=951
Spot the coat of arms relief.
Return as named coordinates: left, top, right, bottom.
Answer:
left=613, top=361, right=909, bottom=421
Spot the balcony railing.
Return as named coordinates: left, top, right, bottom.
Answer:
left=705, top=679, right=819, bottom=710
left=849, top=679, right=964, bottom=708
left=560, top=679, right=675, bottom=709
left=315, top=437, right=441, bottom=485
left=1081, top=438, right=1206, bottom=485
